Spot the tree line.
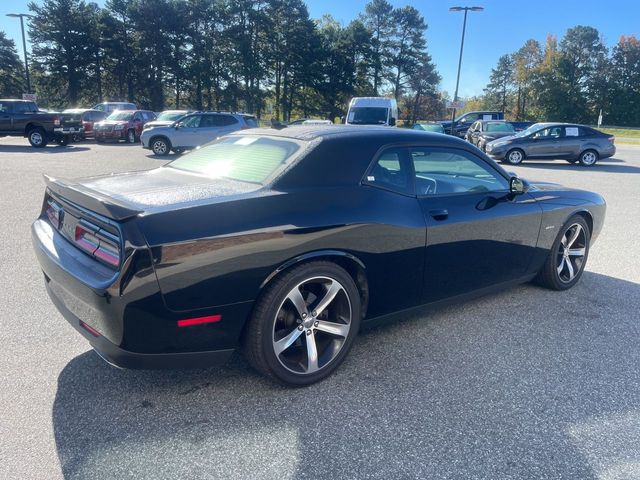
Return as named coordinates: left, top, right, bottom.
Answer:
left=477, top=26, right=640, bottom=127
left=0, top=0, right=442, bottom=122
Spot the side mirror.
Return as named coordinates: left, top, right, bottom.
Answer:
left=389, top=117, right=396, bottom=126
left=509, top=176, right=525, bottom=195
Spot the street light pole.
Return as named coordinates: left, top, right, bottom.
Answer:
left=448, top=6, right=483, bottom=135
left=6, top=13, right=34, bottom=94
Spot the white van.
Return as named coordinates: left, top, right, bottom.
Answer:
left=345, top=97, right=398, bottom=127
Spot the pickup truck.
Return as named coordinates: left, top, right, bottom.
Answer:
left=440, top=111, right=504, bottom=137
left=0, top=99, right=83, bottom=148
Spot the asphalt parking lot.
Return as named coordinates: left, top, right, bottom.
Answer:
left=1, top=136, right=639, bottom=480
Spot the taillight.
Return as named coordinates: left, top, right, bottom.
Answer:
left=608, top=136, right=615, bottom=143
left=53, top=115, right=61, bottom=126
left=46, top=200, right=62, bottom=229
left=240, top=125, right=250, bottom=130
left=75, top=221, right=121, bottom=267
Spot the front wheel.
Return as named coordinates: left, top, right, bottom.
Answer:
left=536, top=215, right=590, bottom=290
left=151, top=137, right=171, bottom=156
left=242, top=261, right=361, bottom=386
left=579, top=150, right=598, bottom=167
left=504, top=148, right=524, bottom=165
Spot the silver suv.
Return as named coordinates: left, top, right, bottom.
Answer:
left=141, top=112, right=258, bottom=156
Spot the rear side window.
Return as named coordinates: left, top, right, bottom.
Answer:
left=0, top=103, right=11, bottom=113
left=14, top=102, right=38, bottom=113
left=243, top=116, right=258, bottom=128
left=364, top=148, right=413, bottom=195
left=168, top=135, right=303, bottom=184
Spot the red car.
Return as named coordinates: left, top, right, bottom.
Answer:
left=94, top=110, right=156, bottom=143
left=63, top=109, right=108, bottom=139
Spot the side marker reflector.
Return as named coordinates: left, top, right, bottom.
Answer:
left=177, top=315, right=222, bottom=328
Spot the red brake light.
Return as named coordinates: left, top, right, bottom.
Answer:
left=75, top=221, right=121, bottom=267
left=46, top=200, right=61, bottom=229
left=177, top=315, right=222, bottom=327
left=608, top=136, right=615, bottom=143
left=53, top=115, right=61, bottom=126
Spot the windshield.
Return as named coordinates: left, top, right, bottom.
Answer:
left=168, top=135, right=303, bottom=184
left=515, top=123, right=544, bottom=137
left=486, top=123, right=514, bottom=133
left=107, top=111, right=134, bottom=121
left=157, top=112, right=186, bottom=121
left=348, top=107, right=388, bottom=125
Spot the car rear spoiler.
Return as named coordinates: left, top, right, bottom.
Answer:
left=43, top=174, right=143, bottom=221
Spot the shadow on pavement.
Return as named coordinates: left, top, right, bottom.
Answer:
left=515, top=157, right=640, bottom=174
left=0, top=145, right=91, bottom=154
left=52, top=272, right=640, bottom=479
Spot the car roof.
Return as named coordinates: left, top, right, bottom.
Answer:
left=232, top=125, right=472, bottom=145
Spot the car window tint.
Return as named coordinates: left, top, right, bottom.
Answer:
left=14, top=102, right=35, bottom=113
left=364, top=148, right=412, bottom=195
left=533, top=126, right=563, bottom=138
left=243, top=116, right=258, bottom=128
left=411, top=148, right=508, bottom=196
left=169, top=136, right=302, bottom=184
left=181, top=115, right=201, bottom=128
left=0, top=103, right=11, bottom=113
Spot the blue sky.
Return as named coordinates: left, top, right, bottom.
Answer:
left=1, top=0, right=638, bottom=97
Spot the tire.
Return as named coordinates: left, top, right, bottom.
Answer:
left=579, top=149, right=598, bottom=167
left=535, top=215, right=590, bottom=290
left=151, top=137, right=171, bottom=156
left=504, top=148, right=525, bottom=165
left=28, top=127, right=47, bottom=148
left=126, top=129, right=137, bottom=144
left=58, top=135, right=70, bottom=146
left=242, top=261, right=361, bottom=386
left=172, top=147, right=185, bottom=155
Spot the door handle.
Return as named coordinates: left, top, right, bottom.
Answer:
left=429, top=209, right=448, bottom=220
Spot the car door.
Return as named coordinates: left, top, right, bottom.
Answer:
left=411, top=146, right=542, bottom=302
left=361, top=148, right=426, bottom=315
left=0, top=101, right=12, bottom=132
left=557, top=125, right=583, bottom=158
left=174, top=114, right=201, bottom=147
left=526, top=126, right=564, bottom=158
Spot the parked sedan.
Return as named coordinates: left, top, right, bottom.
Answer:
left=63, top=108, right=108, bottom=139
left=486, top=123, right=616, bottom=166
left=141, top=112, right=258, bottom=155
left=94, top=110, right=156, bottom=143
left=465, top=120, right=515, bottom=151
left=32, top=126, right=605, bottom=386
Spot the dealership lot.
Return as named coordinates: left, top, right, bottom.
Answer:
left=1, top=137, right=639, bottom=479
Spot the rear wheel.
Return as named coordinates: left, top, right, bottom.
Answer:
left=536, top=215, right=590, bottom=290
left=126, top=129, right=136, bottom=144
left=579, top=149, right=598, bottom=167
left=172, top=147, right=185, bottom=155
left=151, top=137, right=171, bottom=156
left=242, top=261, right=361, bottom=386
left=504, top=148, right=524, bottom=165
left=57, top=135, right=70, bottom=146
left=28, top=127, right=47, bottom=148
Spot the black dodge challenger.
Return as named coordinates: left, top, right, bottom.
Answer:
left=32, top=126, right=605, bottom=385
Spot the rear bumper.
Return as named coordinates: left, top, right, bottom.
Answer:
left=45, top=281, right=233, bottom=369
left=31, top=217, right=242, bottom=370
